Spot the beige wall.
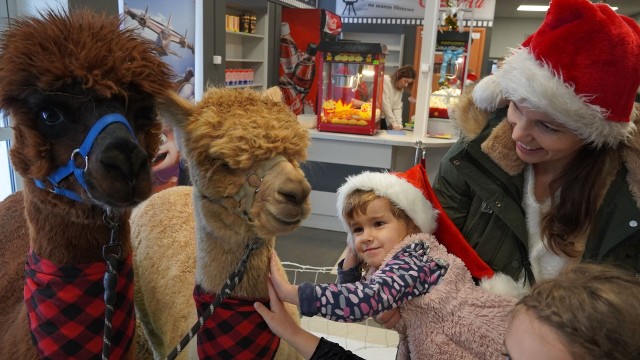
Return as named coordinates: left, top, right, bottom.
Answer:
left=489, top=17, right=543, bottom=59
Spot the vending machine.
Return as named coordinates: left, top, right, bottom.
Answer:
left=279, top=8, right=341, bottom=115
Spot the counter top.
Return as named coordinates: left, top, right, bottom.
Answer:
left=308, top=129, right=458, bottom=148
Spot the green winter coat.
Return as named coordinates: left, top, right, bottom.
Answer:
left=433, top=91, right=640, bottom=282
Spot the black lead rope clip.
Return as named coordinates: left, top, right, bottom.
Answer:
left=102, top=209, right=122, bottom=306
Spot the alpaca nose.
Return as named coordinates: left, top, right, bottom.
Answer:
left=99, top=139, right=149, bottom=183
left=278, top=177, right=311, bottom=205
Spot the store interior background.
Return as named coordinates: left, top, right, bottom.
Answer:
left=0, top=1, right=638, bottom=356
left=1, top=0, right=639, bottom=202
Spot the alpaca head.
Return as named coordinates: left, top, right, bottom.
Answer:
left=173, top=87, right=311, bottom=239
left=0, top=10, right=190, bottom=208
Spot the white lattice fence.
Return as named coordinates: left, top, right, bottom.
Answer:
left=281, top=262, right=399, bottom=359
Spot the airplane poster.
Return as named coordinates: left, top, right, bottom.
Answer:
left=120, top=0, right=196, bottom=193
left=120, top=0, right=196, bottom=102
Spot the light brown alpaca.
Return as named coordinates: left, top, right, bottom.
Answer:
left=132, top=87, right=310, bottom=359
left=0, top=10, right=189, bottom=359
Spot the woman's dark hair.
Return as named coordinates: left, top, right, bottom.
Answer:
left=541, top=145, right=618, bottom=257
left=391, top=65, right=416, bottom=82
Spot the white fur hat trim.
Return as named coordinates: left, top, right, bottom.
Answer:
left=336, top=171, right=438, bottom=248
left=473, top=47, right=635, bottom=148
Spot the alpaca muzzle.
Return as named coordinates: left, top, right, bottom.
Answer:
left=34, top=113, right=137, bottom=203
left=232, top=155, right=287, bottom=222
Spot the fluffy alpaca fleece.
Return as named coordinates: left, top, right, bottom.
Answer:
left=385, top=234, right=516, bottom=360
left=133, top=87, right=310, bottom=360
left=0, top=10, right=188, bottom=360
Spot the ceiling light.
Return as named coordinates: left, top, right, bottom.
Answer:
left=517, top=5, right=549, bottom=12
left=517, top=3, right=617, bottom=12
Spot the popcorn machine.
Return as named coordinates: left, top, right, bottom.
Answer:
left=316, top=41, right=387, bottom=135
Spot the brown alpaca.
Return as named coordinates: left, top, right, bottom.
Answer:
left=0, top=10, right=190, bottom=359
left=131, top=87, right=310, bottom=359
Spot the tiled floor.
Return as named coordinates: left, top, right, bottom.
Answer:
left=275, top=226, right=399, bottom=359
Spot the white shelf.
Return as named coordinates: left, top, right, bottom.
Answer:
left=226, top=58, right=264, bottom=63
left=225, top=31, right=264, bottom=39
left=224, top=3, right=268, bottom=91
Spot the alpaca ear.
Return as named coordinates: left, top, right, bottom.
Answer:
left=262, top=86, right=283, bottom=103
left=156, top=91, right=193, bottom=155
left=156, top=90, right=194, bottom=129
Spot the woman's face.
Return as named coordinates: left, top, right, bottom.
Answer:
left=395, top=77, right=413, bottom=90
left=507, top=102, right=585, bottom=171
left=504, top=308, right=573, bottom=360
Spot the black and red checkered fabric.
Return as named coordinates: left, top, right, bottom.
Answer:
left=193, top=285, right=280, bottom=360
left=24, top=250, right=135, bottom=359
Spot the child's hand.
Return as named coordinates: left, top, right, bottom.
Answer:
left=269, top=252, right=300, bottom=305
left=342, top=245, right=361, bottom=270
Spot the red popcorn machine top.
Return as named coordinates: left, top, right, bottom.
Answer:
left=316, top=41, right=387, bottom=135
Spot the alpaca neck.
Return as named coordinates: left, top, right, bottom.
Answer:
left=192, top=199, right=274, bottom=299
left=23, top=184, right=131, bottom=264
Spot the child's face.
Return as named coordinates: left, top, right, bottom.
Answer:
left=504, top=308, right=573, bottom=360
left=349, top=198, right=410, bottom=268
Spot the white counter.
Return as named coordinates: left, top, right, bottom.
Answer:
left=303, top=129, right=457, bottom=231
left=309, top=129, right=457, bottom=147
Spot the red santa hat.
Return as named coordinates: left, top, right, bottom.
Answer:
left=336, top=164, right=494, bottom=280
left=472, top=0, right=640, bottom=148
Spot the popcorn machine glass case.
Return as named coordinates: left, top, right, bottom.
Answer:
left=316, top=41, right=386, bottom=135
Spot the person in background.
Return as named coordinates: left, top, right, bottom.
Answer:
left=262, top=165, right=515, bottom=360
left=429, top=0, right=640, bottom=298
left=257, top=263, right=640, bottom=360
left=381, top=65, right=415, bottom=130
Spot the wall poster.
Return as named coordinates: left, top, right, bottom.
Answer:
left=119, top=0, right=196, bottom=192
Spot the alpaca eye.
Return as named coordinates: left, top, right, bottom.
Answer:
left=40, top=108, right=64, bottom=126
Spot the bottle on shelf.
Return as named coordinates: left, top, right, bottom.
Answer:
left=292, top=42, right=318, bottom=95
left=280, top=22, right=300, bottom=78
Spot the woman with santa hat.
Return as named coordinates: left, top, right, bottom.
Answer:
left=429, top=0, right=640, bottom=298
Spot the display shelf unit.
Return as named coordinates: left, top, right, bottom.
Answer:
left=341, top=32, right=404, bottom=74
left=224, top=3, right=269, bottom=90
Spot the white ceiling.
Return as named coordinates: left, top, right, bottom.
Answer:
left=493, top=0, right=640, bottom=19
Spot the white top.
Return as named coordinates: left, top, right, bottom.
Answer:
left=520, top=165, right=568, bottom=288
left=382, top=74, right=404, bottom=129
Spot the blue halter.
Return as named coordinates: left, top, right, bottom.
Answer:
left=34, top=113, right=137, bottom=202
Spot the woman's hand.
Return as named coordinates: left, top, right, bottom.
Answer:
left=375, top=308, right=404, bottom=332
left=269, top=251, right=300, bottom=305
left=255, top=279, right=320, bottom=360
left=391, top=123, right=404, bottom=131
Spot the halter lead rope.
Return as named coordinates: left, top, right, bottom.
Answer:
left=102, top=208, right=123, bottom=360
left=34, top=113, right=136, bottom=202
left=164, top=238, right=264, bottom=360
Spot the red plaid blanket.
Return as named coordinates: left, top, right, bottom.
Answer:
left=24, top=250, right=135, bottom=359
left=193, top=285, right=279, bottom=359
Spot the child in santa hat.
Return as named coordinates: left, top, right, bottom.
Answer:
left=259, top=164, right=516, bottom=360
left=432, top=0, right=640, bottom=298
